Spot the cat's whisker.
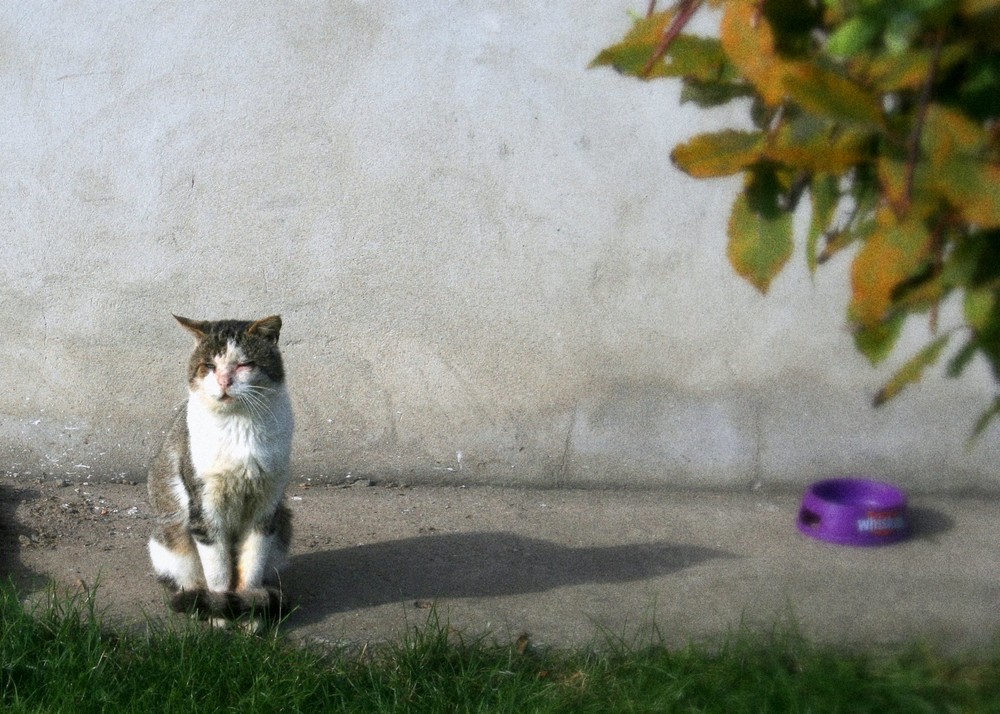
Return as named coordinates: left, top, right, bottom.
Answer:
left=239, top=385, right=277, bottom=423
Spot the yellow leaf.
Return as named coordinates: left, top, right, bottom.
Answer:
left=859, top=43, right=971, bottom=92
left=850, top=209, right=933, bottom=327
left=720, top=1, right=789, bottom=106
left=923, top=106, right=1000, bottom=227
left=960, top=0, right=1000, bottom=17
left=923, top=105, right=988, bottom=163
left=876, top=154, right=935, bottom=217
left=766, top=123, right=870, bottom=173
left=671, top=130, right=764, bottom=178
left=943, top=163, right=1000, bottom=228
left=877, top=155, right=908, bottom=210
left=590, top=11, right=674, bottom=78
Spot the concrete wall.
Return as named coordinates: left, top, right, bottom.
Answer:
left=2, top=1, right=997, bottom=493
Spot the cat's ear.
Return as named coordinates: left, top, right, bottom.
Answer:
left=173, top=314, right=210, bottom=340
left=247, top=315, right=282, bottom=344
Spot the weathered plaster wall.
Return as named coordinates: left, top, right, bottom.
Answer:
left=2, top=2, right=997, bottom=492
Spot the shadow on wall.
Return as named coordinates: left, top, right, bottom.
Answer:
left=283, top=531, right=736, bottom=626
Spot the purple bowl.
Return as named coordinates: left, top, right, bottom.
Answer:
left=797, top=478, right=909, bottom=546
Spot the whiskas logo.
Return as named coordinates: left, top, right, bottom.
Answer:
left=857, top=510, right=905, bottom=536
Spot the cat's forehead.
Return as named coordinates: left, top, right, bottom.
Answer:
left=198, top=339, right=247, bottom=363
left=201, top=320, right=254, bottom=342
left=194, top=336, right=250, bottom=359
left=191, top=322, right=254, bottom=358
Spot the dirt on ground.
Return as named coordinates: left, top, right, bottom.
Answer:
left=2, top=475, right=998, bottom=654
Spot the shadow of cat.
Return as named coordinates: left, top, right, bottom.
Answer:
left=281, top=531, right=736, bottom=626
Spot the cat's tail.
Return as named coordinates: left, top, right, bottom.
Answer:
left=169, top=586, right=287, bottom=623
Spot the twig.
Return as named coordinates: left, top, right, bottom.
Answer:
left=902, top=30, right=945, bottom=214
left=927, top=216, right=953, bottom=334
left=640, top=0, right=703, bottom=78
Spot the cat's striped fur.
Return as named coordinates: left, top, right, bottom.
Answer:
left=148, top=315, right=294, bottom=623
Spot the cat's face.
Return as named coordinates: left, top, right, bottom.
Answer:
left=173, top=315, right=285, bottom=413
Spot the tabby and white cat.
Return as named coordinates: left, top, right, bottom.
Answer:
left=147, top=315, right=294, bottom=623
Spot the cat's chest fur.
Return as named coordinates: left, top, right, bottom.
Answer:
left=186, top=387, right=293, bottom=486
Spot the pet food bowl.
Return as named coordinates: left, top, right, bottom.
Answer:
left=797, top=478, right=909, bottom=546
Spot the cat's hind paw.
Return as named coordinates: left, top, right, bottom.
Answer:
left=167, top=585, right=289, bottom=626
left=170, top=588, right=242, bottom=619
left=236, top=585, right=288, bottom=621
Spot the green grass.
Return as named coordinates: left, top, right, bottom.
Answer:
left=2, top=583, right=998, bottom=713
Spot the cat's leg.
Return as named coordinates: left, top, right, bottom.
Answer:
left=149, top=522, right=229, bottom=618
left=234, top=503, right=292, bottom=618
left=193, top=535, right=232, bottom=592
left=148, top=522, right=205, bottom=592
left=235, top=529, right=276, bottom=590
left=186, top=533, right=242, bottom=627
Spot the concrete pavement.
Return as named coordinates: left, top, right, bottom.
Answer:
left=3, top=477, right=998, bottom=653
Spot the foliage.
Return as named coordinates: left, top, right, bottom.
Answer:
left=592, top=0, right=1000, bottom=432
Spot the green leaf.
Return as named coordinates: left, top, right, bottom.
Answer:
left=807, top=174, right=840, bottom=274
left=941, top=232, right=1000, bottom=289
left=958, top=55, right=1000, bottom=119
left=726, top=177, right=794, bottom=294
left=784, top=65, right=886, bottom=128
left=974, top=298, right=1000, bottom=382
left=970, top=395, right=1000, bottom=441
left=826, top=16, right=882, bottom=58
left=884, top=11, right=921, bottom=54
left=679, top=79, right=755, bottom=107
left=763, top=0, right=824, bottom=48
left=590, top=12, right=732, bottom=82
left=671, top=130, right=764, bottom=178
left=662, top=36, right=735, bottom=82
left=947, top=338, right=979, bottom=377
left=893, top=268, right=947, bottom=313
left=935, top=159, right=1000, bottom=228
left=817, top=166, right=878, bottom=264
left=964, top=287, right=996, bottom=329
left=873, top=335, right=950, bottom=406
left=854, top=313, right=906, bottom=364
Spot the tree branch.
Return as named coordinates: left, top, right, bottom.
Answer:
left=902, top=30, right=945, bottom=214
left=640, top=0, right=703, bottom=78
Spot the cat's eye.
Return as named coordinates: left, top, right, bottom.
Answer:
left=237, top=361, right=256, bottom=369
left=200, top=363, right=215, bottom=373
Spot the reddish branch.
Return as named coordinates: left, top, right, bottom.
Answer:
left=901, top=30, right=945, bottom=214
left=640, top=0, right=703, bottom=78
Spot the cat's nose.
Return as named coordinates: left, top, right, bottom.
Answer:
left=216, top=370, right=234, bottom=391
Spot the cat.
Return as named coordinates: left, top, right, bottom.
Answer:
left=147, top=314, right=294, bottom=624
